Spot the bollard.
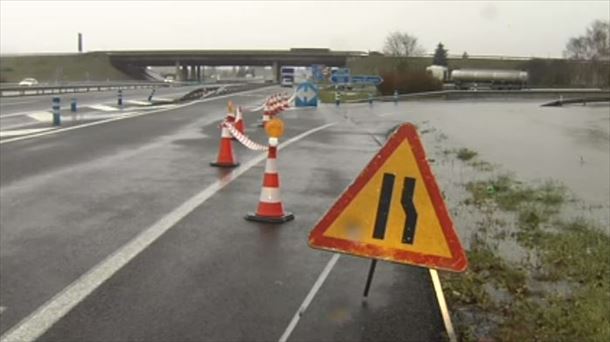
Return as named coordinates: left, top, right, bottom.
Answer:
left=117, top=89, right=123, bottom=107
left=335, top=91, right=341, bottom=107
left=70, top=98, right=77, bottom=112
left=52, top=97, right=61, bottom=126
left=148, top=88, right=156, bottom=102
left=368, top=93, right=373, bottom=106
left=393, top=90, right=398, bottom=104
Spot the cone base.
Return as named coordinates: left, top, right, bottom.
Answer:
left=210, top=162, right=240, bottom=168
left=245, top=212, right=294, bottom=223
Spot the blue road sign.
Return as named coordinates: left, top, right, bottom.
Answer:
left=330, top=68, right=351, bottom=85
left=311, top=64, right=325, bottom=82
left=351, top=75, right=384, bottom=86
left=295, top=81, right=319, bottom=107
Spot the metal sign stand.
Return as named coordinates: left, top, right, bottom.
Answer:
left=362, top=259, right=378, bottom=299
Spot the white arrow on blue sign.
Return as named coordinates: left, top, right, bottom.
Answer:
left=351, top=75, right=384, bottom=86
left=295, top=81, right=319, bottom=107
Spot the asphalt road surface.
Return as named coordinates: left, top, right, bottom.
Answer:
left=0, top=87, right=447, bottom=342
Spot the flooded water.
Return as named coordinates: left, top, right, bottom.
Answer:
left=358, top=99, right=610, bottom=230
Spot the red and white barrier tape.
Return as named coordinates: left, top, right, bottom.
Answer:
left=223, top=121, right=268, bottom=151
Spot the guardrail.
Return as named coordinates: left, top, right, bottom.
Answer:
left=0, top=82, right=169, bottom=97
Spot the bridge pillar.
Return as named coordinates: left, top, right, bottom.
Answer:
left=181, top=64, right=188, bottom=82
left=196, top=65, right=202, bottom=82
left=272, top=61, right=279, bottom=82
left=175, top=61, right=181, bottom=81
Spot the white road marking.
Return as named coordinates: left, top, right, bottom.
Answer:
left=0, top=306, right=5, bottom=315
left=126, top=100, right=152, bottom=106
left=377, top=113, right=394, bottom=117
left=430, top=269, right=457, bottom=342
left=0, top=121, right=336, bottom=342
left=87, top=104, right=119, bottom=112
left=26, top=112, right=53, bottom=122
left=0, top=128, right=57, bottom=137
left=0, top=87, right=275, bottom=145
left=1, top=99, right=39, bottom=106
left=278, top=253, right=341, bottom=342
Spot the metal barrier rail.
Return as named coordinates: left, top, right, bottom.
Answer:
left=0, top=82, right=169, bottom=97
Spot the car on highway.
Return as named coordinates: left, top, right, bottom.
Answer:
left=18, top=78, right=39, bottom=86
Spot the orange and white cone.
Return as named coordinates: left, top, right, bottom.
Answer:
left=235, top=106, right=245, bottom=135
left=258, top=101, right=271, bottom=127
left=210, top=120, right=239, bottom=167
left=245, top=137, right=294, bottom=223
left=226, top=105, right=238, bottom=140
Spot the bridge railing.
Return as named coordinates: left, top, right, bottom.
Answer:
left=0, top=81, right=169, bottom=97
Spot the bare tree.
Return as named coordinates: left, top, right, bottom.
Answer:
left=564, top=20, right=610, bottom=60
left=383, top=31, right=424, bottom=57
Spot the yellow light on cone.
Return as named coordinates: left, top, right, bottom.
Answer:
left=227, top=100, right=234, bottom=113
left=265, top=118, right=285, bottom=138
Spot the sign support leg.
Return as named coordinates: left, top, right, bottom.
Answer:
left=362, top=259, right=378, bottom=299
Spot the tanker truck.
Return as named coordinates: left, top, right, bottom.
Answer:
left=450, top=69, right=528, bottom=90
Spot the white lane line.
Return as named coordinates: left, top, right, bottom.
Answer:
left=126, top=100, right=152, bottom=106
left=0, top=306, right=5, bottom=315
left=0, top=121, right=336, bottom=342
left=0, top=128, right=57, bottom=138
left=0, top=86, right=276, bottom=145
left=377, top=113, right=394, bottom=117
left=278, top=253, right=341, bottom=342
left=1, top=99, right=40, bottom=106
left=87, top=104, right=118, bottom=112
left=429, top=269, right=457, bottom=342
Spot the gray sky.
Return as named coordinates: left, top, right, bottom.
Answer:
left=1, top=1, right=608, bottom=57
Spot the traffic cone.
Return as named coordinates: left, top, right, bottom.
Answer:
left=245, top=136, right=294, bottom=223
left=210, top=120, right=239, bottom=168
left=283, top=93, right=290, bottom=109
left=258, top=101, right=271, bottom=127
left=235, top=106, right=245, bottom=135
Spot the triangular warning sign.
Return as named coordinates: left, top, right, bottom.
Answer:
left=309, top=123, right=468, bottom=272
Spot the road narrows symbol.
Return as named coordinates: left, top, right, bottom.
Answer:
left=372, top=174, right=418, bottom=244
left=373, top=173, right=395, bottom=240
left=401, top=177, right=418, bottom=244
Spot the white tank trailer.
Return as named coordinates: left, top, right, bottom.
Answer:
left=450, top=69, right=528, bottom=90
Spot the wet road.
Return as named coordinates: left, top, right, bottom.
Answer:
left=0, top=84, right=235, bottom=117
left=1, top=93, right=608, bottom=341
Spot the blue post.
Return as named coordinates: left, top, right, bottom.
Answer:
left=368, top=93, right=373, bottom=106
left=117, top=89, right=123, bottom=107
left=52, top=97, right=61, bottom=126
left=394, top=90, right=398, bottom=104
left=148, top=88, right=156, bottom=102
left=70, top=98, right=77, bottom=112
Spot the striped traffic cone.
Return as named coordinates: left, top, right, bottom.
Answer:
left=235, top=106, right=245, bottom=135
left=210, top=120, right=239, bottom=168
left=258, top=101, right=271, bottom=127
left=271, top=95, right=279, bottom=116
left=226, top=105, right=238, bottom=140
left=283, top=93, right=290, bottom=109
left=245, top=136, right=294, bottom=223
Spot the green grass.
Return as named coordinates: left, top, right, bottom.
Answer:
left=444, top=164, right=609, bottom=341
left=456, top=148, right=478, bottom=161
left=465, top=176, right=566, bottom=212
left=318, top=87, right=378, bottom=103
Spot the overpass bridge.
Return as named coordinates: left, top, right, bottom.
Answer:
left=105, top=48, right=367, bottom=81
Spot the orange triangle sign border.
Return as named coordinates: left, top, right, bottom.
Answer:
left=308, top=123, right=468, bottom=272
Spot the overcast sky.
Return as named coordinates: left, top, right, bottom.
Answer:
left=1, top=1, right=608, bottom=57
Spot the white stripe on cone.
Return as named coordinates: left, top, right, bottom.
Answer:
left=265, top=158, right=277, bottom=173
left=259, top=187, right=281, bottom=203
